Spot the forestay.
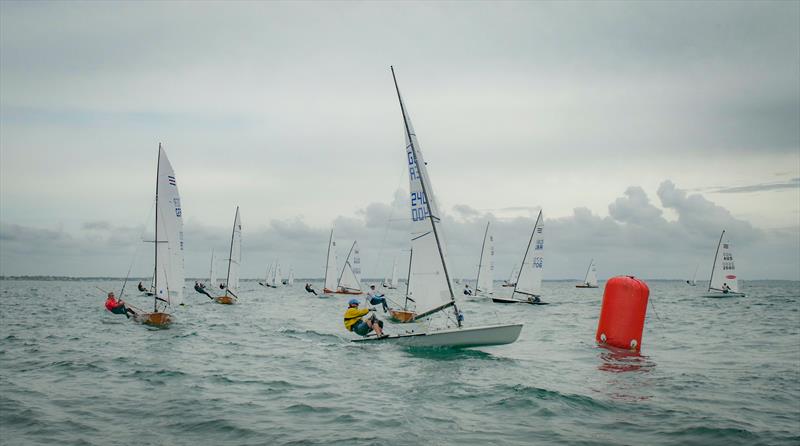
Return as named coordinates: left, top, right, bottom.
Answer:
left=338, top=241, right=362, bottom=292
left=154, top=145, right=185, bottom=307
left=475, top=222, right=494, bottom=295
left=709, top=230, right=739, bottom=293
left=514, top=210, right=544, bottom=298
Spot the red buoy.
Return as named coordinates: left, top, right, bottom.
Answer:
left=596, top=276, right=649, bottom=352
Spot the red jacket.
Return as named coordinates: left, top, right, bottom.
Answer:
left=105, top=297, right=122, bottom=311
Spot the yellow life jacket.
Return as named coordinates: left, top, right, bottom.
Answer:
left=343, top=307, right=369, bottom=331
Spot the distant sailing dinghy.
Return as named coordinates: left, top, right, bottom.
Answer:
left=321, top=229, right=338, bottom=296
left=383, top=258, right=399, bottom=289
left=334, top=241, right=364, bottom=295
left=124, top=144, right=184, bottom=327
left=283, top=268, right=294, bottom=286
left=207, top=250, right=217, bottom=289
left=267, top=261, right=282, bottom=288
left=473, top=222, right=494, bottom=297
left=355, top=67, right=523, bottom=347
left=388, top=249, right=417, bottom=323
left=576, top=259, right=599, bottom=288
left=493, top=210, right=548, bottom=305
left=686, top=263, right=699, bottom=287
left=215, top=207, right=242, bottom=304
left=705, top=230, right=745, bottom=297
left=258, top=263, right=273, bottom=288
left=502, top=264, right=518, bottom=287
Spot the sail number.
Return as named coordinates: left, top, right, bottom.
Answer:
left=408, top=152, right=419, bottom=180
left=534, top=239, right=544, bottom=250
left=533, top=257, right=543, bottom=268
left=411, top=191, right=429, bottom=221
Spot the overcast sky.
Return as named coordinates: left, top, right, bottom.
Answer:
left=1, top=1, right=798, bottom=280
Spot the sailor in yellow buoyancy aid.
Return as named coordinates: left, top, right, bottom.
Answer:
left=344, top=299, right=385, bottom=337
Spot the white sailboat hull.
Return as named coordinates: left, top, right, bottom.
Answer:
left=704, top=290, right=746, bottom=298
left=491, top=296, right=548, bottom=305
left=352, top=323, right=523, bottom=348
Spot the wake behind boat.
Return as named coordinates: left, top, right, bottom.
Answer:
left=356, top=67, right=522, bottom=347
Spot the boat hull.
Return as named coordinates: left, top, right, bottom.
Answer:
left=352, top=323, right=523, bottom=348
left=703, top=291, right=746, bottom=298
left=215, top=295, right=236, bottom=305
left=575, top=285, right=599, bottom=288
left=388, top=309, right=416, bottom=323
left=332, top=289, right=363, bottom=295
left=135, top=312, right=173, bottom=327
left=491, top=296, right=549, bottom=305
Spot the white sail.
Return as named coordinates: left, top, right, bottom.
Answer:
left=505, top=264, right=519, bottom=286
left=263, top=264, right=272, bottom=285
left=323, top=229, right=338, bottom=291
left=271, top=261, right=282, bottom=287
left=208, top=250, right=217, bottom=288
left=689, top=263, right=699, bottom=286
left=709, top=230, right=740, bottom=293
left=390, top=257, right=399, bottom=288
left=224, top=207, right=242, bottom=295
left=584, top=259, right=598, bottom=287
left=513, top=211, right=544, bottom=298
left=287, top=268, right=294, bottom=285
left=153, top=145, right=184, bottom=307
left=475, top=222, right=494, bottom=295
left=395, top=72, right=457, bottom=321
left=338, top=241, right=363, bottom=292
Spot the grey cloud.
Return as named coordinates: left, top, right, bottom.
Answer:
left=608, top=187, right=664, bottom=226
left=710, top=178, right=800, bottom=194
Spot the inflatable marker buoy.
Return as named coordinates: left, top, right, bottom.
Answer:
left=595, top=276, right=649, bottom=352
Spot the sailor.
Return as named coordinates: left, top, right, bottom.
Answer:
left=305, top=283, right=317, bottom=295
left=137, top=281, right=147, bottom=292
left=194, top=281, right=211, bottom=298
left=529, top=295, right=542, bottom=304
left=220, top=283, right=226, bottom=290
left=366, top=285, right=388, bottom=312
left=343, top=299, right=384, bottom=337
left=463, top=284, right=473, bottom=296
left=104, top=292, right=136, bottom=318
left=721, top=283, right=731, bottom=293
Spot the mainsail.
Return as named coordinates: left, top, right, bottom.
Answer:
left=475, top=222, right=494, bottom=295
left=338, top=241, right=363, bottom=292
left=224, top=207, right=242, bottom=296
left=287, top=268, right=294, bottom=285
left=270, top=261, right=282, bottom=287
left=323, top=229, right=338, bottom=291
left=513, top=210, right=544, bottom=299
left=390, top=257, right=399, bottom=288
left=709, top=230, right=739, bottom=293
left=393, top=67, right=459, bottom=324
left=153, top=145, right=184, bottom=308
left=208, top=250, right=217, bottom=289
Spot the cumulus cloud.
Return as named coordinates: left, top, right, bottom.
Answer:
left=2, top=181, right=798, bottom=280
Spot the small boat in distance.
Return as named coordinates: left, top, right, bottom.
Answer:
left=388, top=249, right=417, bottom=323
left=333, top=241, right=364, bottom=295
left=704, top=230, right=745, bottom=297
left=501, top=264, right=518, bottom=287
left=383, top=257, right=399, bottom=289
left=321, top=228, right=338, bottom=296
left=576, top=259, right=599, bottom=288
left=215, top=207, right=242, bottom=304
left=283, top=267, right=294, bottom=286
left=258, top=263, right=273, bottom=288
left=686, top=263, right=699, bottom=287
left=474, top=221, right=494, bottom=297
left=493, top=210, right=548, bottom=305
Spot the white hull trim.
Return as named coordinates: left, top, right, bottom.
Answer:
left=352, top=323, right=523, bottom=348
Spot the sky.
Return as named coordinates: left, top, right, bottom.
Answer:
left=1, top=1, right=798, bottom=280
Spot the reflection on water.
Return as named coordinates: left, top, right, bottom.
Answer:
left=597, top=345, right=656, bottom=373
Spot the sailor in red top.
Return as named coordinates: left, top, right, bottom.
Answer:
left=105, top=292, right=136, bottom=318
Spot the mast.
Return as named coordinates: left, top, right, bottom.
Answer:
left=338, top=241, right=357, bottom=289
left=209, top=250, right=215, bottom=284
left=391, top=66, right=461, bottom=326
left=512, top=210, right=542, bottom=299
left=153, top=144, right=161, bottom=312
left=225, top=206, right=239, bottom=296
left=324, top=228, right=333, bottom=283
left=584, top=259, right=593, bottom=284
left=708, top=230, right=725, bottom=292
left=403, top=248, right=413, bottom=310
left=475, top=221, right=490, bottom=293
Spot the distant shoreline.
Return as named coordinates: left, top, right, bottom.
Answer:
left=1, top=276, right=796, bottom=282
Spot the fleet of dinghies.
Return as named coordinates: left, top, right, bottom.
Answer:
left=106, top=67, right=746, bottom=348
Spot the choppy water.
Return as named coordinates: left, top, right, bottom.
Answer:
left=1, top=279, right=798, bottom=445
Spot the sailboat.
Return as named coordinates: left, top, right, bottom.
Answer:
left=334, top=241, right=364, bottom=295
left=258, top=263, right=273, bottom=287
left=122, top=144, right=184, bottom=327
left=705, top=230, right=745, bottom=297
left=215, top=207, right=242, bottom=304
left=354, top=67, right=523, bottom=347
left=493, top=210, right=547, bottom=304
left=266, top=261, right=282, bottom=288
left=686, top=263, right=699, bottom=286
left=321, top=228, right=338, bottom=296
left=576, top=259, right=599, bottom=288
left=208, top=250, right=217, bottom=289
left=283, top=267, right=294, bottom=286
left=383, top=258, right=399, bottom=289
left=388, top=249, right=416, bottom=323
left=502, top=264, right=518, bottom=287
left=473, top=222, right=494, bottom=297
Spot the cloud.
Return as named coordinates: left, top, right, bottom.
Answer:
left=2, top=180, right=798, bottom=280
left=709, top=178, right=800, bottom=194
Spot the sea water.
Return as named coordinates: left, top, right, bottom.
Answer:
left=1, top=279, right=798, bottom=445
